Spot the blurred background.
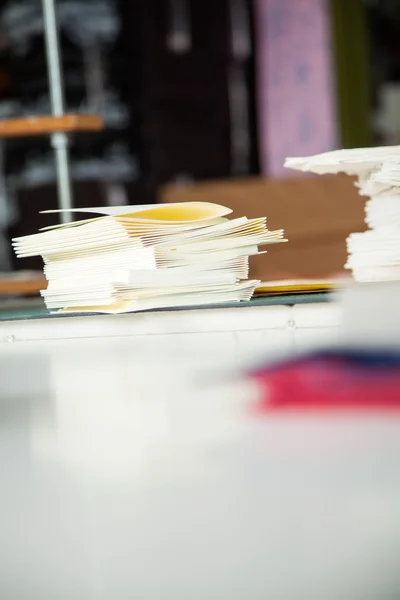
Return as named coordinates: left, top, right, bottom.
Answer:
left=2, top=4, right=400, bottom=599
left=0, top=0, right=398, bottom=280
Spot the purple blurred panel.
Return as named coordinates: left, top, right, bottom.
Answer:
left=255, top=0, right=338, bottom=176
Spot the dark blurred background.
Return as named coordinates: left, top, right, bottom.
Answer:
left=0, top=0, right=398, bottom=277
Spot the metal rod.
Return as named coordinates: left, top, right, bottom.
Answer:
left=52, top=133, right=73, bottom=224
left=42, top=0, right=73, bottom=223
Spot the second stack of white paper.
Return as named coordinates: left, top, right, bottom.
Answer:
left=285, top=145, right=400, bottom=282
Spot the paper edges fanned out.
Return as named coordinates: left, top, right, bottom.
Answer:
left=285, top=146, right=400, bottom=198
left=40, top=201, right=233, bottom=220
left=13, top=202, right=287, bottom=314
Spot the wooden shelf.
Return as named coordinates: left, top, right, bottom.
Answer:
left=0, top=114, right=104, bottom=138
left=0, top=273, right=46, bottom=296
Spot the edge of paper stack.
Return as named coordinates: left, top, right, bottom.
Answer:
left=285, top=145, right=400, bottom=283
left=254, top=279, right=339, bottom=296
left=12, top=202, right=287, bottom=314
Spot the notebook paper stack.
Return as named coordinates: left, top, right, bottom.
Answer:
left=12, top=202, right=286, bottom=313
left=285, top=146, right=400, bottom=282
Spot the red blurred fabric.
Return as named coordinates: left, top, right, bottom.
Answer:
left=252, top=356, right=400, bottom=412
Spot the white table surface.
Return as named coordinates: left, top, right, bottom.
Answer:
left=1, top=297, right=399, bottom=599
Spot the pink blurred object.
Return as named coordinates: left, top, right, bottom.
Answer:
left=254, top=0, right=338, bottom=176
left=251, top=352, right=400, bottom=412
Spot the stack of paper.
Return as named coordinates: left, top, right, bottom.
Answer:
left=285, top=146, right=400, bottom=282
left=12, top=202, right=286, bottom=313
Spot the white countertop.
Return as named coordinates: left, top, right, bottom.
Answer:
left=0, top=295, right=399, bottom=598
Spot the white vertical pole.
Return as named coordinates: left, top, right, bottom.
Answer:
left=42, top=0, right=73, bottom=224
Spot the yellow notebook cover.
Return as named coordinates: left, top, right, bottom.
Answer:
left=255, top=279, right=339, bottom=295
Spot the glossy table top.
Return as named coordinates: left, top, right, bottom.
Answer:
left=1, top=333, right=400, bottom=599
